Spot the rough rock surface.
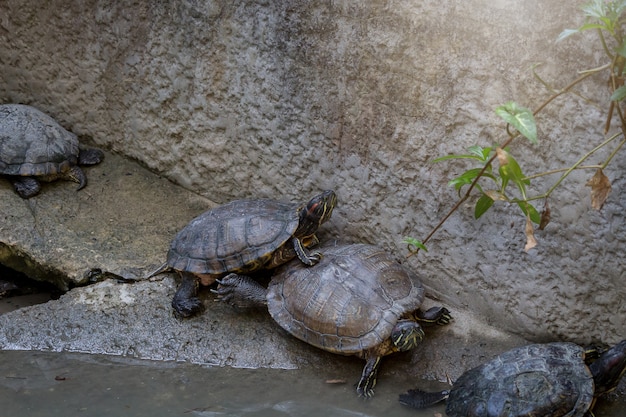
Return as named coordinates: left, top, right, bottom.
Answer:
left=0, top=0, right=624, bottom=346
left=0, top=151, right=527, bottom=381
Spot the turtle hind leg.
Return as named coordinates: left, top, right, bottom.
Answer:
left=399, top=388, right=450, bottom=409
left=65, top=166, right=88, bottom=190
left=10, top=176, right=41, bottom=198
left=357, top=356, right=382, bottom=398
left=78, top=148, right=104, bottom=165
left=213, top=274, right=267, bottom=309
left=172, top=271, right=204, bottom=318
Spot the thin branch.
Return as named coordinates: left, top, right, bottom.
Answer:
left=407, top=67, right=609, bottom=258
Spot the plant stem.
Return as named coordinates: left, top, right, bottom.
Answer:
left=512, top=131, right=622, bottom=202
left=408, top=67, right=611, bottom=258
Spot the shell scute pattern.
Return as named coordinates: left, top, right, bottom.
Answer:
left=167, top=199, right=299, bottom=275
left=448, top=343, right=593, bottom=417
left=268, top=244, right=425, bottom=356
left=0, top=104, right=79, bottom=177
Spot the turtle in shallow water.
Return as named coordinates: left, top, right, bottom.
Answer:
left=0, top=104, right=104, bottom=198
left=148, top=190, right=337, bottom=318
left=399, top=340, right=626, bottom=417
left=215, top=243, right=452, bottom=397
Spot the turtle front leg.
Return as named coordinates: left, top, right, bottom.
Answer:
left=357, top=356, right=382, bottom=398
left=10, top=176, right=41, bottom=198
left=172, top=271, right=203, bottom=318
left=213, top=274, right=267, bottom=309
left=415, top=306, right=452, bottom=326
left=292, top=237, right=322, bottom=266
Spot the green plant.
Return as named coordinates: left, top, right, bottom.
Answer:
left=405, top=0, right=626, bottom=255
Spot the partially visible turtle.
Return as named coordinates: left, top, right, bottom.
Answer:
left=149, top=190, right=337, bottom=318
left=216, top=243, right=451, bottom=397
left=399, top=340, right=626, bottom=417
left=0, top=104, right=104, bottom=198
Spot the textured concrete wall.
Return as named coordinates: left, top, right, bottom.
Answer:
left=1, top=0, right=624, bottom=344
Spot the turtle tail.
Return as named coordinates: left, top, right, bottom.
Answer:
left=399, top=388, right=450, bottom=409
left=145, top=262, right=170, bottom=279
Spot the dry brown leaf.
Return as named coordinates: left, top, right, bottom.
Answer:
left=496, top=147, right=508, bottom=166
left=324, top=379, right=347, bottom=384
left=524, top=215, right=537, bottom=252
left=539, top=199, right=551, bottom=231
left=586, top=169, right=611, bottom=210
left=484, top=189, right=507, bottom=201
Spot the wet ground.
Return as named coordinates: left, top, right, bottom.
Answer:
left=0, top=350, right=443, bottom=417
left=0, top=264, right=59, bottom=314
left=1, top=350, right=625, bottom=417
left=1, top=263, right=625, bottom=416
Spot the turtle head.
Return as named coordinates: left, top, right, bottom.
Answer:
left=589, top=339, right=626, bottom=395
left=391, top=319, right=424, bottom=352
left=296, top=190, right=337, bottom=237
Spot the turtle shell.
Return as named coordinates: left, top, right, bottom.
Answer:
left=267, top=243, right=425, bottom=355
left=446, top=342, right=594, bottom=417
left=0, top=104, right=80, bottom=177
left=166, top=198, right=301, bottom=275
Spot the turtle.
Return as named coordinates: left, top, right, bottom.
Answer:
left=148, top=190, right=337, bottom=318
left=215, top=243, right=452, bottom=397
left=0, top=104, right=104, bottom=198
left=399, top=340, right=626, bottom=417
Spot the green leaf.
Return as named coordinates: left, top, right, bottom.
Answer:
left=582, top=0, right=607, bottom=19
left=474, top=194, right=495, bottom=219
left=577, top=22, right=611, bottom=32
left=610, top=85, right=626, bottom=101
left=403, top=237, right=428, bottom=253
left=448, top=168, right=484, bottom=191
left=517, top=201, right=541, bottom=224
left=495, top=102, right=538, bottom=144
left=467, top=145, right=492, bottom=161
left=432, top=153, right=485, bottom=163
left=557, top=28, right=580, bottom=42
left=496, top=148, right=529, bottom=189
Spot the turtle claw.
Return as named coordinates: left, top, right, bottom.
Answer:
left=212, top=275, right=239, bottom=304
left=214, top=274, right=267, bottom=308
left=301, top=251, right=322, bottom=266
left=356, top=382, right=375, bottom=399
left=416, top=306, right=452, bottom=326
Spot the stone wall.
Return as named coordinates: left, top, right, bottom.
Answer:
left=1, top=0, right=624, bottom=344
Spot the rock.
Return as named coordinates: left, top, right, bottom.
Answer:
left=0, top=151, right=211, bottom=289
left=0, top=275, right=527, bottom=379
left=0, top=151, right=527, bottom=378
left=1, top=0, right=624, bottom=345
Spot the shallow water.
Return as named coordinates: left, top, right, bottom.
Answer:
left=1, top=350, right=625, bottom=417
left=0, top=350, right=443, bottom=417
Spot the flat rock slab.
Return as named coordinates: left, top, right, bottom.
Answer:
left=0, top=151, right=211, bottom=289
left=0, top=151, right=528, bottom=380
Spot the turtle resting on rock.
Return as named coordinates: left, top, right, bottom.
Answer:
left=0, top=104, right=104, bottom=198
left=148, top=190, right=337, bottom=318
left=399, top=340, right=626, bottom=417
left=215, top=243, right=451, bottom=397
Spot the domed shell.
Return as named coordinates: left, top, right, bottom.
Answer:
left=0, top=104, right=80, bottom=177
left=267, top=244, right=425, bottom=355
left=166, top=198, right=300, bottom=275
left=447, top=342, right=594, bottom=417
